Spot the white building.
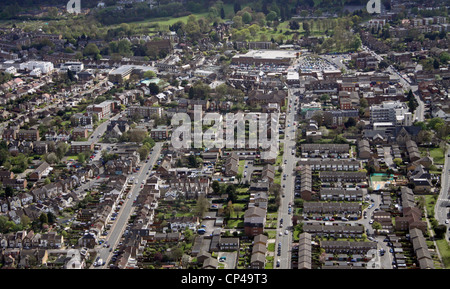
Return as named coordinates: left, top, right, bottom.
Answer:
left=370, top=101, right=408, bottom=126
left=20, top=61, right=54, bottom=74
left=5, top=66, right=17, bottom=75
left=60, top=62, right=84, bottom=73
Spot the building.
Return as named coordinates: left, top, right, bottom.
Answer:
left=219, top=237, right=239, bottom=251
left=19, top=61, right=54, bottom=74
left=87, top=101, right=115, bottom=119
left=358, top=139, right=372, bottom=159
left=17, top=130, right=40, bottom=141
left=298, top=233, right=312, bottom=269
left=370, top=101, right=408, bottom=126
left=299, top=165, right=312, bottom=201
left=29, top=162, right=52, bottom=181
left=72, top=128, right=89, bottom=140
left=231, top=50, right=298, bottom=66
left=69, top=141, right=94, bottom=154
left=109, top=65, right=156, bottom=84
left=224, top=152, right=239, bottom=177
left=59, top=62, right=84, bottom=73
left=244, top=207, right=266, bottom=237
left=150, top=126, right=169, bottom=140
left=128, top=105, right=162, bottom=119
left=247, top=90, right=286, bottom=108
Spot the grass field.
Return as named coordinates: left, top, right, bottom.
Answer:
left=420, top=147, right=445, bottom=165
left=436, top=239, right=450, bottom=269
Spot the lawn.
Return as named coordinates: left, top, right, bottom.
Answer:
left=225, top=219, right=244, bottom=229
left=435, top=239, right=450, bottom=269
left=420, top=147, right=445, bottom=165
left=238, top=160, right=245, bottom=175
left=265, top=256, right=274, bottom=269
left=429, top=147, right=445, bottom=165
left=266, top=230, right=277, bottom=239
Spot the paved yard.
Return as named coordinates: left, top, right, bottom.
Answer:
left=217, top=251, right=238, bottom=269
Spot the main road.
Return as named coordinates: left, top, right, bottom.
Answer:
left=275, top=87, right=300, bottom=269
left=92, top=142, right=163, bottom=268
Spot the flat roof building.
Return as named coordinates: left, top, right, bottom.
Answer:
left=232, top=50, right=298, bottom=66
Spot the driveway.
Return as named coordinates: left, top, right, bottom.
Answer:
left=217, top=251, right=238, bottom=269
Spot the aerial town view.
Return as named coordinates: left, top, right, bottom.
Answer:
left=0, top=0, right=449, bottom=275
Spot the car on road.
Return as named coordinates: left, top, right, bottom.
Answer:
left=446, top=219, right=449, bottom=224
left=276, top=260, right=280, bottom=267
left=284, top=230, right=288, bottom=235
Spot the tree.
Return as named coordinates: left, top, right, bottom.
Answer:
left=143, top=70, right=156, bottom=79
left=220, top=7, right=225, bottom=19
left=5, top=186, right=13, bottom=198
left=137, top=145, right=150, bottom=160
left=225, top=200, right=235, bottom=219
left=248, top=24, right=260, bottom=37
left=187, top=154, right=198, bottom=168
left=83, top=43, right=100, bottom=57
left=171, top=247, right=184, bottom=261
left=303, top=21, right=311, bottom=37
left=232, top=15, right=243, bottom=29
left=434, top=224, right=447, bottom=239
left=236, top=173, right=243, bottom=184
left=20, top=215, right=31, bottom=228
left=127, top=129, right=148, bottom=143
left=289, top=20, right=300, bottom=30
left=226, top=184, right=237, bottom=203
left=266, top=11, right=277, bottom=22
left=148, top=82, right=160, bottom=95
left=47, top=212, right=56, bottom=224
left=185, top=15, right=202, bottom=40
left=393, top=158, right=403, bottom=167
left=372, top=221, right=382, bottom=231
left=233, top=2, right=241, bottom=14
left=39, top=213, right=48, bottom=227
left=78, top=153, right=86, bottom=164
left=212, top=180, right=220, bottom=194
left=242, top=11, right=252, bottom=24
left=344, top=117, right=356, bottom=128
left=56, top=142, right=70, bottom=160
left=194, top=195, right=209, bottom=217
left=433, top=58, right=440, bottom=69
left=440, top=52, right=450, bottom=64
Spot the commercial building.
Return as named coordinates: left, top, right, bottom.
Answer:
left=109, top=65, right=156, bottom=84
left=369, top=101, right=409, bottom=126
left=231, top=50, right=298, bottom=66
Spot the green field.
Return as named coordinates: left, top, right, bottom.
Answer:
left=420, top=147, right=445, bottom=165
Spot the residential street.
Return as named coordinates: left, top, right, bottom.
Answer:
left=92, top=142, right=163, bottom=268
left=275, top=87, right=300, bottom=269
